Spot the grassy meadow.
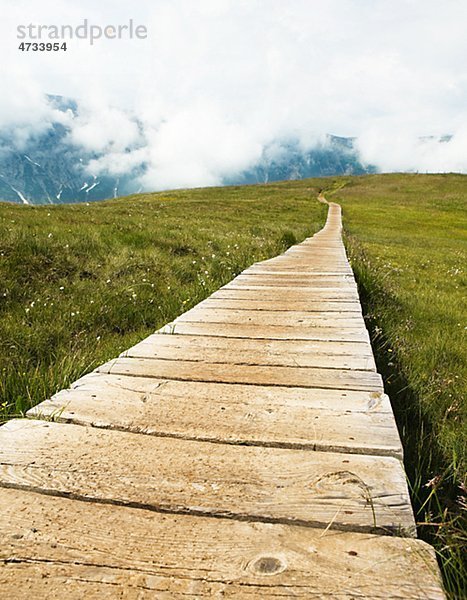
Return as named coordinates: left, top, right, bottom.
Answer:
left=0, top=182, right=326, bottom=419
left=330, top=174, right=466, bottom=597
left=1, top=173, right=465, bottom=596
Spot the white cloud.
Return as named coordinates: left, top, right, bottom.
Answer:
left=68, top=102, right=143, bottom=153
left=357, top=126, right=467, bottom=173
left=1, top=0, right=466, bottom=186
left=140, top=102, right=263, bottom=189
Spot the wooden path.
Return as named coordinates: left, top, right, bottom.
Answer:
left=0, top=202, right=445, bottom=598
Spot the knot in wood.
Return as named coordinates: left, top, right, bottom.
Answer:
left=252, top=556, right=285, bottom=575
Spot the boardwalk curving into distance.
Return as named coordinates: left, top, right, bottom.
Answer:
left=0, top=201, right=446, bottom=598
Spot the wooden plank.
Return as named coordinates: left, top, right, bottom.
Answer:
left=277, top=254, right=348, bottom=261
left=0, top=420, right=415, bottom=534
left=57, top=371, right=395, bottom=412
left=234, top=273, right=356, bottom=279
left=282, top=247, right=344, bottom=253
left=177, top=308, right=366, bottom=329
left=159, top=321, right=370, bottom=342
left=123, top=334, right=376, bottom=371
left=245, top=268, right=354, bottom=274
left=128, top=332, right=374, bottom=358
left=282, top=246, right=347, bottom=252
left=201, top=297, right=363, bottom=312
left=211, top=287, right=360, bottom=301
left=245, top=267, right=354, bottom=274
left=224, top=282, right=360, bottom=293
left=252, top=258, right=351, bottom=264
left=0, top=488, right=445, bottom=599
left=97, top=356, right=383, bottom=392
left=232, top=276, right=358, bottom=289
left=28, top=373, right=402, bottom=457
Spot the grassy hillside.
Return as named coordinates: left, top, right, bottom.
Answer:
left=1, top=173, right=465, bottom=596
left=330, top=174, right=466, bottom=597
left=0, top=182, right=326, bottom=419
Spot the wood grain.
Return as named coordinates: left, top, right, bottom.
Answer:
left=176, top=307, right=366, bottom=328
left=0, top=488, right=445, bottom=599
left=0, top=420, right=414, bottom=534
left=122, top=333, right=377, bottom=371
left=28, top=373, right=401, bottom=457
left=200, top=297, right=363, bottom=312
left=230, top=276, right=358, bottom=288
left=159, top=321, right=370, bottom=342
left=211, top=287, right=360, bottom=302
left=222, top=282, right=361, bottom=297
left=98, top=356, right=383, bottom=391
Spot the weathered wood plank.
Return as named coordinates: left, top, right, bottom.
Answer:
left=52, top=371, right=395, bottom=412
left=136, top=333, right=374, bottom=355
left=211, top=287, right=360, bottom=301
left=277, top=254, right=348, bottom=261
left=159, top=321, right=370, bottom=342
left=202, top=297, right=363, bottom=312
left=0, top=488, right=445, bottom=599
left=177, top=308, right=366, bottom=328
left=230, top=273, right=357, bottom=281
left=231, top=276, right=358, bottom=288
left=223, top=282, right=360, bottom=295
left=0, top=420, right=414, bottom=534
left=122, top=333, right=376, bottom=371
left=97, top=356, right=383, bottom=391
left=244, top=268, right=354, bottom=275
left=29, top=372, right=401, bottom=457
left=282, top=246, right=347, bottom=252
left=249, top=260, right=352, bottom=266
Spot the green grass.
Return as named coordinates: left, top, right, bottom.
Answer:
left=328, top=173, right=466, bottom=598
left=0, top=182, right=326, bottom=419
left=1, top=173, right=465, bottom=596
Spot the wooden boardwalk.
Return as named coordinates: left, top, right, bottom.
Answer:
left=0, top=202, right=446, bottom=598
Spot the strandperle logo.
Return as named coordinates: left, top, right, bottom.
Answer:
left=17, top=19, right=148, bottom=45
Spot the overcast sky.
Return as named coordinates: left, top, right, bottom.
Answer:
left=2, top=0, right=467, bottom=188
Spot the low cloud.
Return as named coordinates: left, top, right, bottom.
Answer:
left=68, top=102, right=143, bottom=154
left=1, top=0, right=467, bottom=188
left=357, top=127, right=467, bottom=173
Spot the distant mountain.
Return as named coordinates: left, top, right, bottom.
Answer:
left=0, top=96, right=376, bottom=204
left=0, top=96, right=139, bottom=205
left=227, top=136, right=377, bottom=185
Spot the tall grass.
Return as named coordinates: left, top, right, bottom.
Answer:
left=332, top=174, right=466, bottom=598
left=0, top=182, right=326, bottom=420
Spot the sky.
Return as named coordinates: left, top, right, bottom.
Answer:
left=1, top=0, right=467, bottom=189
